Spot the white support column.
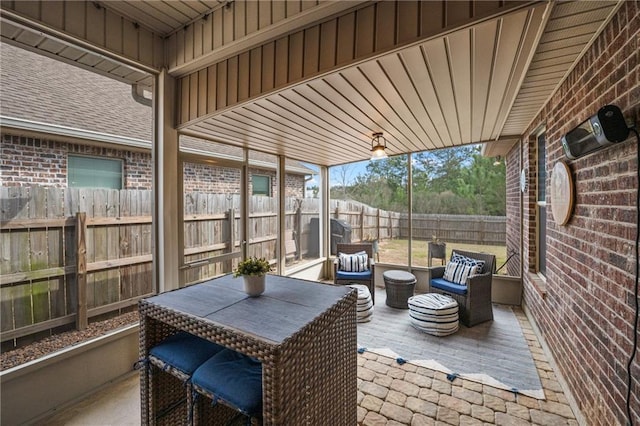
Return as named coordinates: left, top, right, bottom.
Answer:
left=320, top=166, right=330, bottom=275
left=153, top=69, right=180, bottom=293
left=277, top=155, right=286, bottom=275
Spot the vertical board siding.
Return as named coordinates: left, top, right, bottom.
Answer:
left=4, top=1, right=163, bottom=70
left=176, top=0, right=517, bottom=127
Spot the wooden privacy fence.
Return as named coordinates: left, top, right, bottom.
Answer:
left=1, top=187, right=154, bottom=343
left=331, top=200, right=506, bottom=245
left=0, top=188, right=320, bottom=342
left=1, top=188, right=504, bottom=343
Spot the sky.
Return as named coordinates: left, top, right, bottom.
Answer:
left=303, top=159, right=370, bottom=191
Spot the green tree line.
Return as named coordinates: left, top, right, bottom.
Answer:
left=330, top=145, right=506, bottom=216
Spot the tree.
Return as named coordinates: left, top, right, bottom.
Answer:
left=331, top=164, right=356, bottom=200
left=330, top=145, right=506, bottom=216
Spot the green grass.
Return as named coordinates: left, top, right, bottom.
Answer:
left=376, top=239, right=508, bottom=274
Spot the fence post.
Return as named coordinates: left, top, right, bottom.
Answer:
left=226, top=208, right=235, bottom=272
left=76, top=212, right=88, bottom=330
left=360, top=208, right=365, bottom=241
left=294, top=201, right=302, bottom=260
left=376, top=209, right=381, bottom=239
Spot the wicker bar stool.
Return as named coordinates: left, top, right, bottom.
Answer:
left=191, top=348, right=263, bottom=426
left=146, top=331, right=225, bottom=424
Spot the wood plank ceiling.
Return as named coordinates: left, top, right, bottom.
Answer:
left=0, top=0, right=621, bottom=167
left=178, top=1, right=620, bottom=166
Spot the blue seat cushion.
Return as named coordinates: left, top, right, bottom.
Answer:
left=336, top=270, right=372, bottom=281
left=192, top=349, right=263, bottom=417
left=431, top=278, right=468, bottom=295
left=149, top=331, right=224, bottom=376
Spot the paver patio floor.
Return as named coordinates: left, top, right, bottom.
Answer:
left=37, top=287, right=578, bottom=425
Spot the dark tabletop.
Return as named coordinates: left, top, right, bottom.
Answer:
left=145, top=274, right=353, bottom=344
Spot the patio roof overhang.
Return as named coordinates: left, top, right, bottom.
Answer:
left=0, top=1, right=622, bottom=167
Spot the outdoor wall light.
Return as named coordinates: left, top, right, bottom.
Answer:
left=493, top=156, right=502, bottom=166
left=370, top=132, right=388, bottom=160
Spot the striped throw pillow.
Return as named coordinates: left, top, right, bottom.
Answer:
left=338, top=251, right=369, bottom=272
left=443, top=255, right=485, bottom=285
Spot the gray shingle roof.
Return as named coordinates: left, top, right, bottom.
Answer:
left=1, top=42, right=152, bottom=141
left=0, top=43, right=314, bottom=175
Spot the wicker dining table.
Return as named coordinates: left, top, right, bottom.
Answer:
left=139, top=274, right=357, bottom=425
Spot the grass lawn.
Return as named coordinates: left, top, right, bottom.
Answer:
left=377, top=239, right=509, bottom=274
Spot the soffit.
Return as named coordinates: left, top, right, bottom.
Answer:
left=181, top=0, right=620, bottom=167
left=102, top=0, right=225, bottom=36
left=1, top=1, right=621, bottom=168
left=0, top=19, right=154, bottom=88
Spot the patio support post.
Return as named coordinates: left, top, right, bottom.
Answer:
left=321, top=166, right=330, bottom=273
left=277, top=155, right=285, bottom=275
left=154, top=69, right=180, bottom=292
left=407, top=154, right=413, bottom=269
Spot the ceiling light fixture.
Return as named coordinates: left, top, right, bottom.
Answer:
left=370, top=132, right=388, bottom=160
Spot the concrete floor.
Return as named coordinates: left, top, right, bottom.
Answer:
left=38, top=288, right=578, bottom=425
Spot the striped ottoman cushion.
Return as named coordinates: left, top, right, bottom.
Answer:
left=348, top=284, right=374, bottom=323
left=408, top=293, right=459, bottom=336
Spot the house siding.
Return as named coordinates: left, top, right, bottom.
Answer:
left=507, top=2, right=640, bottom=424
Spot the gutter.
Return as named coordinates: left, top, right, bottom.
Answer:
left=0, top=115, right=151, bottom=150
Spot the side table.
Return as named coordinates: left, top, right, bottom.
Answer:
left=383, top=270, right=416, bottom=309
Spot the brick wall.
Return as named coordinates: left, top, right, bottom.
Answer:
left=504, top=147, right=521, bottom=276
left=506, top=3, right=639, bottom=424
left=1, top=133, right=305, bottom=198
left=1, top=134, right=152, bottom=189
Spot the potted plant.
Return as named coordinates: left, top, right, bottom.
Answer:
left=428, top=235, right=446, bottom=266
left=234, top=256, right=272, bottom=296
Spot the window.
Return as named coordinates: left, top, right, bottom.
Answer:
left=536, top=132, right=547, bottom=277
left=252, top=175, right=270, bottom=196
left=68, top=155, right=123, bottom=189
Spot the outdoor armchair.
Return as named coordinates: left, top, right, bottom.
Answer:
left=334, top=243, right=376, bottom=304
left=428, top=249, right=495, bottom=327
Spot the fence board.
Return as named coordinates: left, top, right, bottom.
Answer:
left=29, top=187, right=51, bottom=324
left=92, top=190, right=108, bottom=308
left=47, top=187, right=66, bottom=318
left=106, top=189, right=120, bottom=305
left=0, top=285, right=13, bottom=332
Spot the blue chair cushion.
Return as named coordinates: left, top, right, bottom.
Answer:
left=192, top=349, right=263, bottom=417
left=336, top=270, right=372, bottom=280
left=149, top=331, right=224, bottom=376
left=431, top=278, right=468, bottom=295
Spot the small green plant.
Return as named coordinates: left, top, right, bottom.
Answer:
left=233, top=256, right=272, bottom=277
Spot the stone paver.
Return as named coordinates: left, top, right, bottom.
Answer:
left=356, top=305, right=578, bottom=425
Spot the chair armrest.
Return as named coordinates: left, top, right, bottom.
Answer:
left=466, top=272, right=492, bottom=295
left=429, top=266, right=445, bottom=279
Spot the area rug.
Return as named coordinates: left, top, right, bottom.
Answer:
left=356, top=289, right=544, bottom=399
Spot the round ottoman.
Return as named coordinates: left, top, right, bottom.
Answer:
left=348, top=284, right=374, bottom=323
left=383, top=270, right=416, bottom=309
left=408, top=293, right=459, bottom=336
